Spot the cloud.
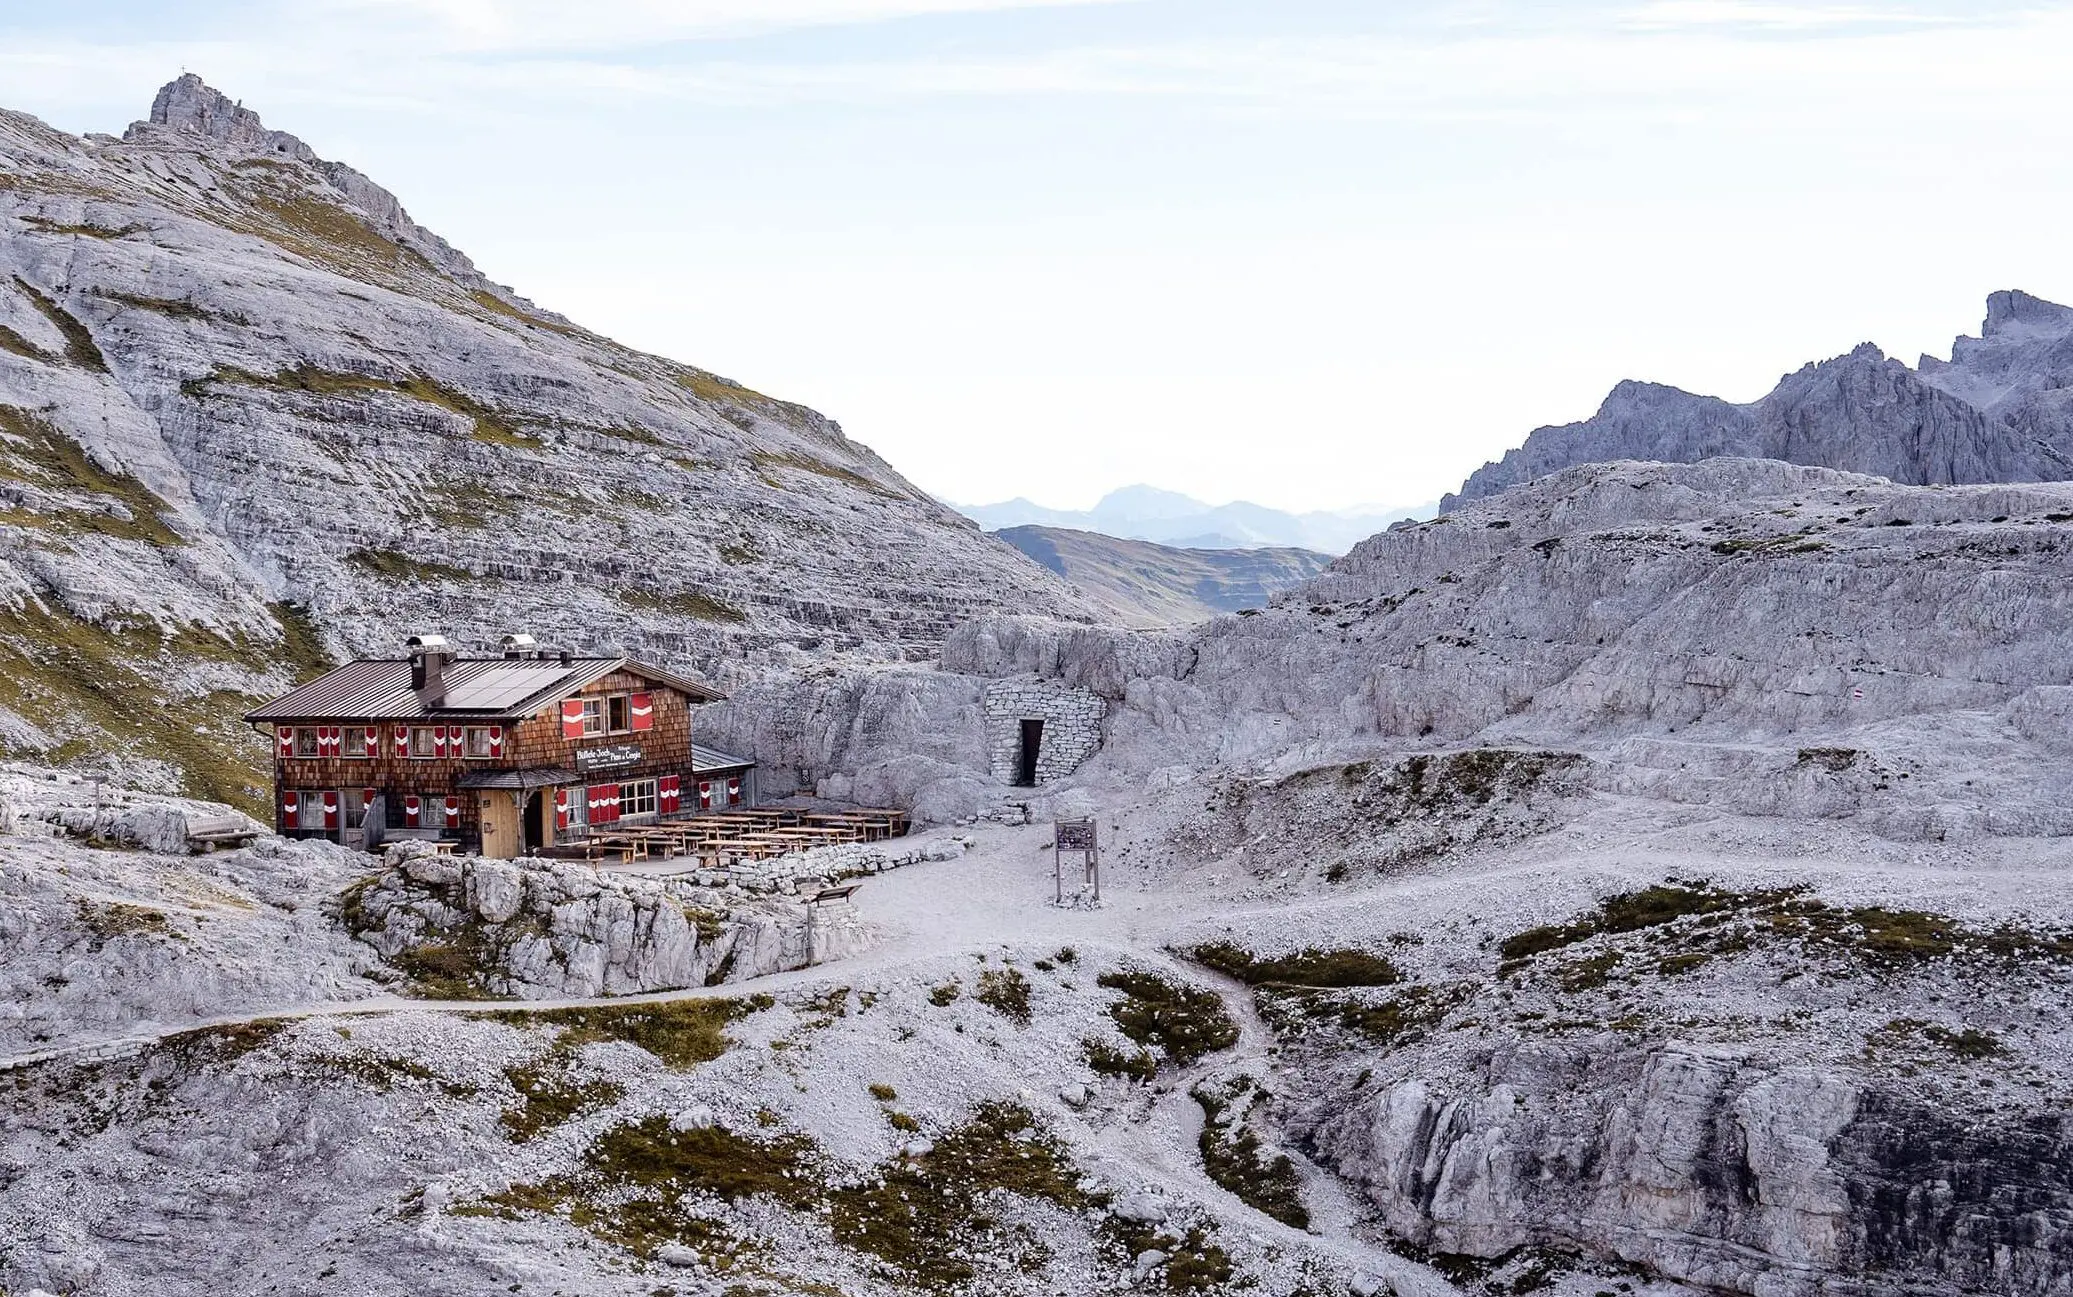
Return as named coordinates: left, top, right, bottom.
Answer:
left=304, top=0, right=1133, bottom=51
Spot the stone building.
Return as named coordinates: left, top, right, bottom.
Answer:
left=982, top=678, right=1105, bottom=786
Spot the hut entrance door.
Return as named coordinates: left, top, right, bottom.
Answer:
left=522, top=791, right=546, bottom=854
left=478, top=791, right=521, bottom=860
left=1016, top=719, right=1044, bottom=787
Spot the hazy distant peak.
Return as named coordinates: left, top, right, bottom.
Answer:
left=1983, top=289, right=2073, bottom=339
left=959, top=483, right=1421, bottom=554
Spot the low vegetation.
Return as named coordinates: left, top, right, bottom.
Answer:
left=12, top=276, right=106, bottom=369
left=344, top=547, right=481, bottom=585
left=475, top=996, right=770, bottom=1070
left=1497, top=882, right=2073, bottom=982
left=1193, top=1077, right=1308, bottom=1229
left=1188, top=943, right=1402, bottom=989
left=974, top=967, right=1032, bottom=1025
left=1094, top=969, right=1238, bottom=1071
left=615, top=586, right=746, bottom=624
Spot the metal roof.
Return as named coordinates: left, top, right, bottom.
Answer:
left=457, top=767, right=579, bottom=790
left=692, top=744, right=753, bottom=772
left=245, top=655, right=724, bottom=723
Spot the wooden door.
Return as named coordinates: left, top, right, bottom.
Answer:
left=478, top=791, right=521, bottom=860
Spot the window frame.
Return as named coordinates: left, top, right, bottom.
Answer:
left=294, top=727, right=320, bottom=758
left=619, top=777, right=658, bottom=820
left=339, top=726, right=369, bottom=761
left=579, top=698, right=607, bottom=737
left=410, top=726, right=440, bottom=760
left=464, top=726, right=495, bottom=759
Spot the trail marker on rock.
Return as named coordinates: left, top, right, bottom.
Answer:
left=1054, top=817, right=1100, bottom=907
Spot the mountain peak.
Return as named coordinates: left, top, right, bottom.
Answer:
left=1983, top=289, right=2073, bottom=339
left=133, top=74, right=315, bottom=162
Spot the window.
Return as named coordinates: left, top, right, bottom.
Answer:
left=465, top=727, right=495, bottom=758
left=411, top=727, right=439, bottom=759
left=340, top=726, right=369, bottom=760
left=580, top=698, right=607, bottom=736
left=620, top=778, right=657, bottom=820
left=608, top=695, right=630, bottom=733
left=295, top=727, right=319, bottom=758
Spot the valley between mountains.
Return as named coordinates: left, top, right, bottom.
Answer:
left=2, top=77, right=2071, bottom=1297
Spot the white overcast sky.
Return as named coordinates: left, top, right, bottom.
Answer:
left=4, top=1, right=2071, bottom=512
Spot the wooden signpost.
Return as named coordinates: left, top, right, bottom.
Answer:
left=1054, top=817, right=1100, bottom=907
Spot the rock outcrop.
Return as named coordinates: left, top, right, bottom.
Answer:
left=345, top=849, right=871, bottom=998
left=1445, top=293, right=2073, bottom=508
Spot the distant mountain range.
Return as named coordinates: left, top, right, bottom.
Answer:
left=955, top=485, right=1423, bottom=555
left=994, top=526, right=1333, bottom=627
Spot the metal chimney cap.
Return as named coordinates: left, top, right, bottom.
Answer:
left=501, top=632, right=538, bottom=650
left=407, top=634, right=452, bottom=653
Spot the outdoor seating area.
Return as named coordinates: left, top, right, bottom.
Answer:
left=541, top=806, right=910, bottom=866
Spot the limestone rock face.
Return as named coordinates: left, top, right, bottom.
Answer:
left=347, top=851, right=870, bottom=998
left=0, top=78, right=1091, bottom=788
left=1309, top=1040, right=2070, bottom=1297
left=1445, top=297, right=2073, bottom=509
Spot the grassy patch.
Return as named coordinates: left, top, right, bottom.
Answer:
left=476, top=996, right=770, bottom=1070
left=344, top=547, right=481, bottom=585
left=11, top=277, right=105, bottom=370
left=186, top=364, right=540, bottom=448
left=501, top=1059, right=626, bottom=1142
left=747, top=450, right=902, bottom=499
left=75, top=898, right=169, bottom=944
left=0, top=322, right=40, bottom=360
left=469, top=288, right=585, bottom=338
left=0, top=405, right=182, bottom=545
left=1083, top=1038, right=1158, bottom=1082
left=1096, top=969, right=1238, bottom=1070
left=153, top=1018, right=288, bottom=1066
left=615, top=587, right=746, bottom=624
left=828, top=1101, right=1092, bottom=1290
left=1194, top=1078, right=1307, bottom=1228
left=975, top=967, right=1032, bottom=1025
left=0, top=604, right=271, bottom=812
left=1499, top=883, right=2073, bottom=981
left=1188, top=943, right=1402, bottom=989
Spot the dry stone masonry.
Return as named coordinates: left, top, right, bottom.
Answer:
left=983, top=677, right=1106, bottom=785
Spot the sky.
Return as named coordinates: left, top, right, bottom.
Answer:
left=4, top=1, right=2072, bottom=513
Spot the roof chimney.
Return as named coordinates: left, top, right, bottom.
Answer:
left=407, top=634, right=455, bottom=709
left=501, top=632, right=537, bottom=659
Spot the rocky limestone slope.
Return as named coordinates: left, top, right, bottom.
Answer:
left=0, top=75, right=1091, bottom=804
left=918, top=459, right=2073, bottom=845
left=1445, top=291, right=2073, bottom=508
left=995, top=524, right=1332, bottom=627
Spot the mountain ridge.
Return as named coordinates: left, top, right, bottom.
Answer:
left=1444, top=290, right=2073, bottom=509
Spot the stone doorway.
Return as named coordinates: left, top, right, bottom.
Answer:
left=1017, top=719, right=1044, bottom=786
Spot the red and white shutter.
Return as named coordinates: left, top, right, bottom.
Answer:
left=448, top=725, right=465, bottom=755
left=658, top=775, right=681, bottom=814
left=277, top=727, right=294, bottom=758
left=431, top=727, right=447, bottom=758
left=554, top=788, right=570, bottom=832
left=322, top=792, right=340, bottom=830
left=487, top=725, right=504, bottom=758
left=589, top=784, right=619, bottom=826
left=403, top=795, right=422, bottom=828
left=561, top=699, right=585, bottom=739
left=394, top=725, right=411, bottom=757
left=629, top=692, right=654, bottom=732
left=698, top=780, right=714, bottom=810
left=363, top=788, right=378, bottom=820
left=726, top=775, right=743, bottom=807
left=280, top=790, right=300, bottom=830
left=443, top=796, right=461, bottom=829
left=362, top=726, right=379, bottom=758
